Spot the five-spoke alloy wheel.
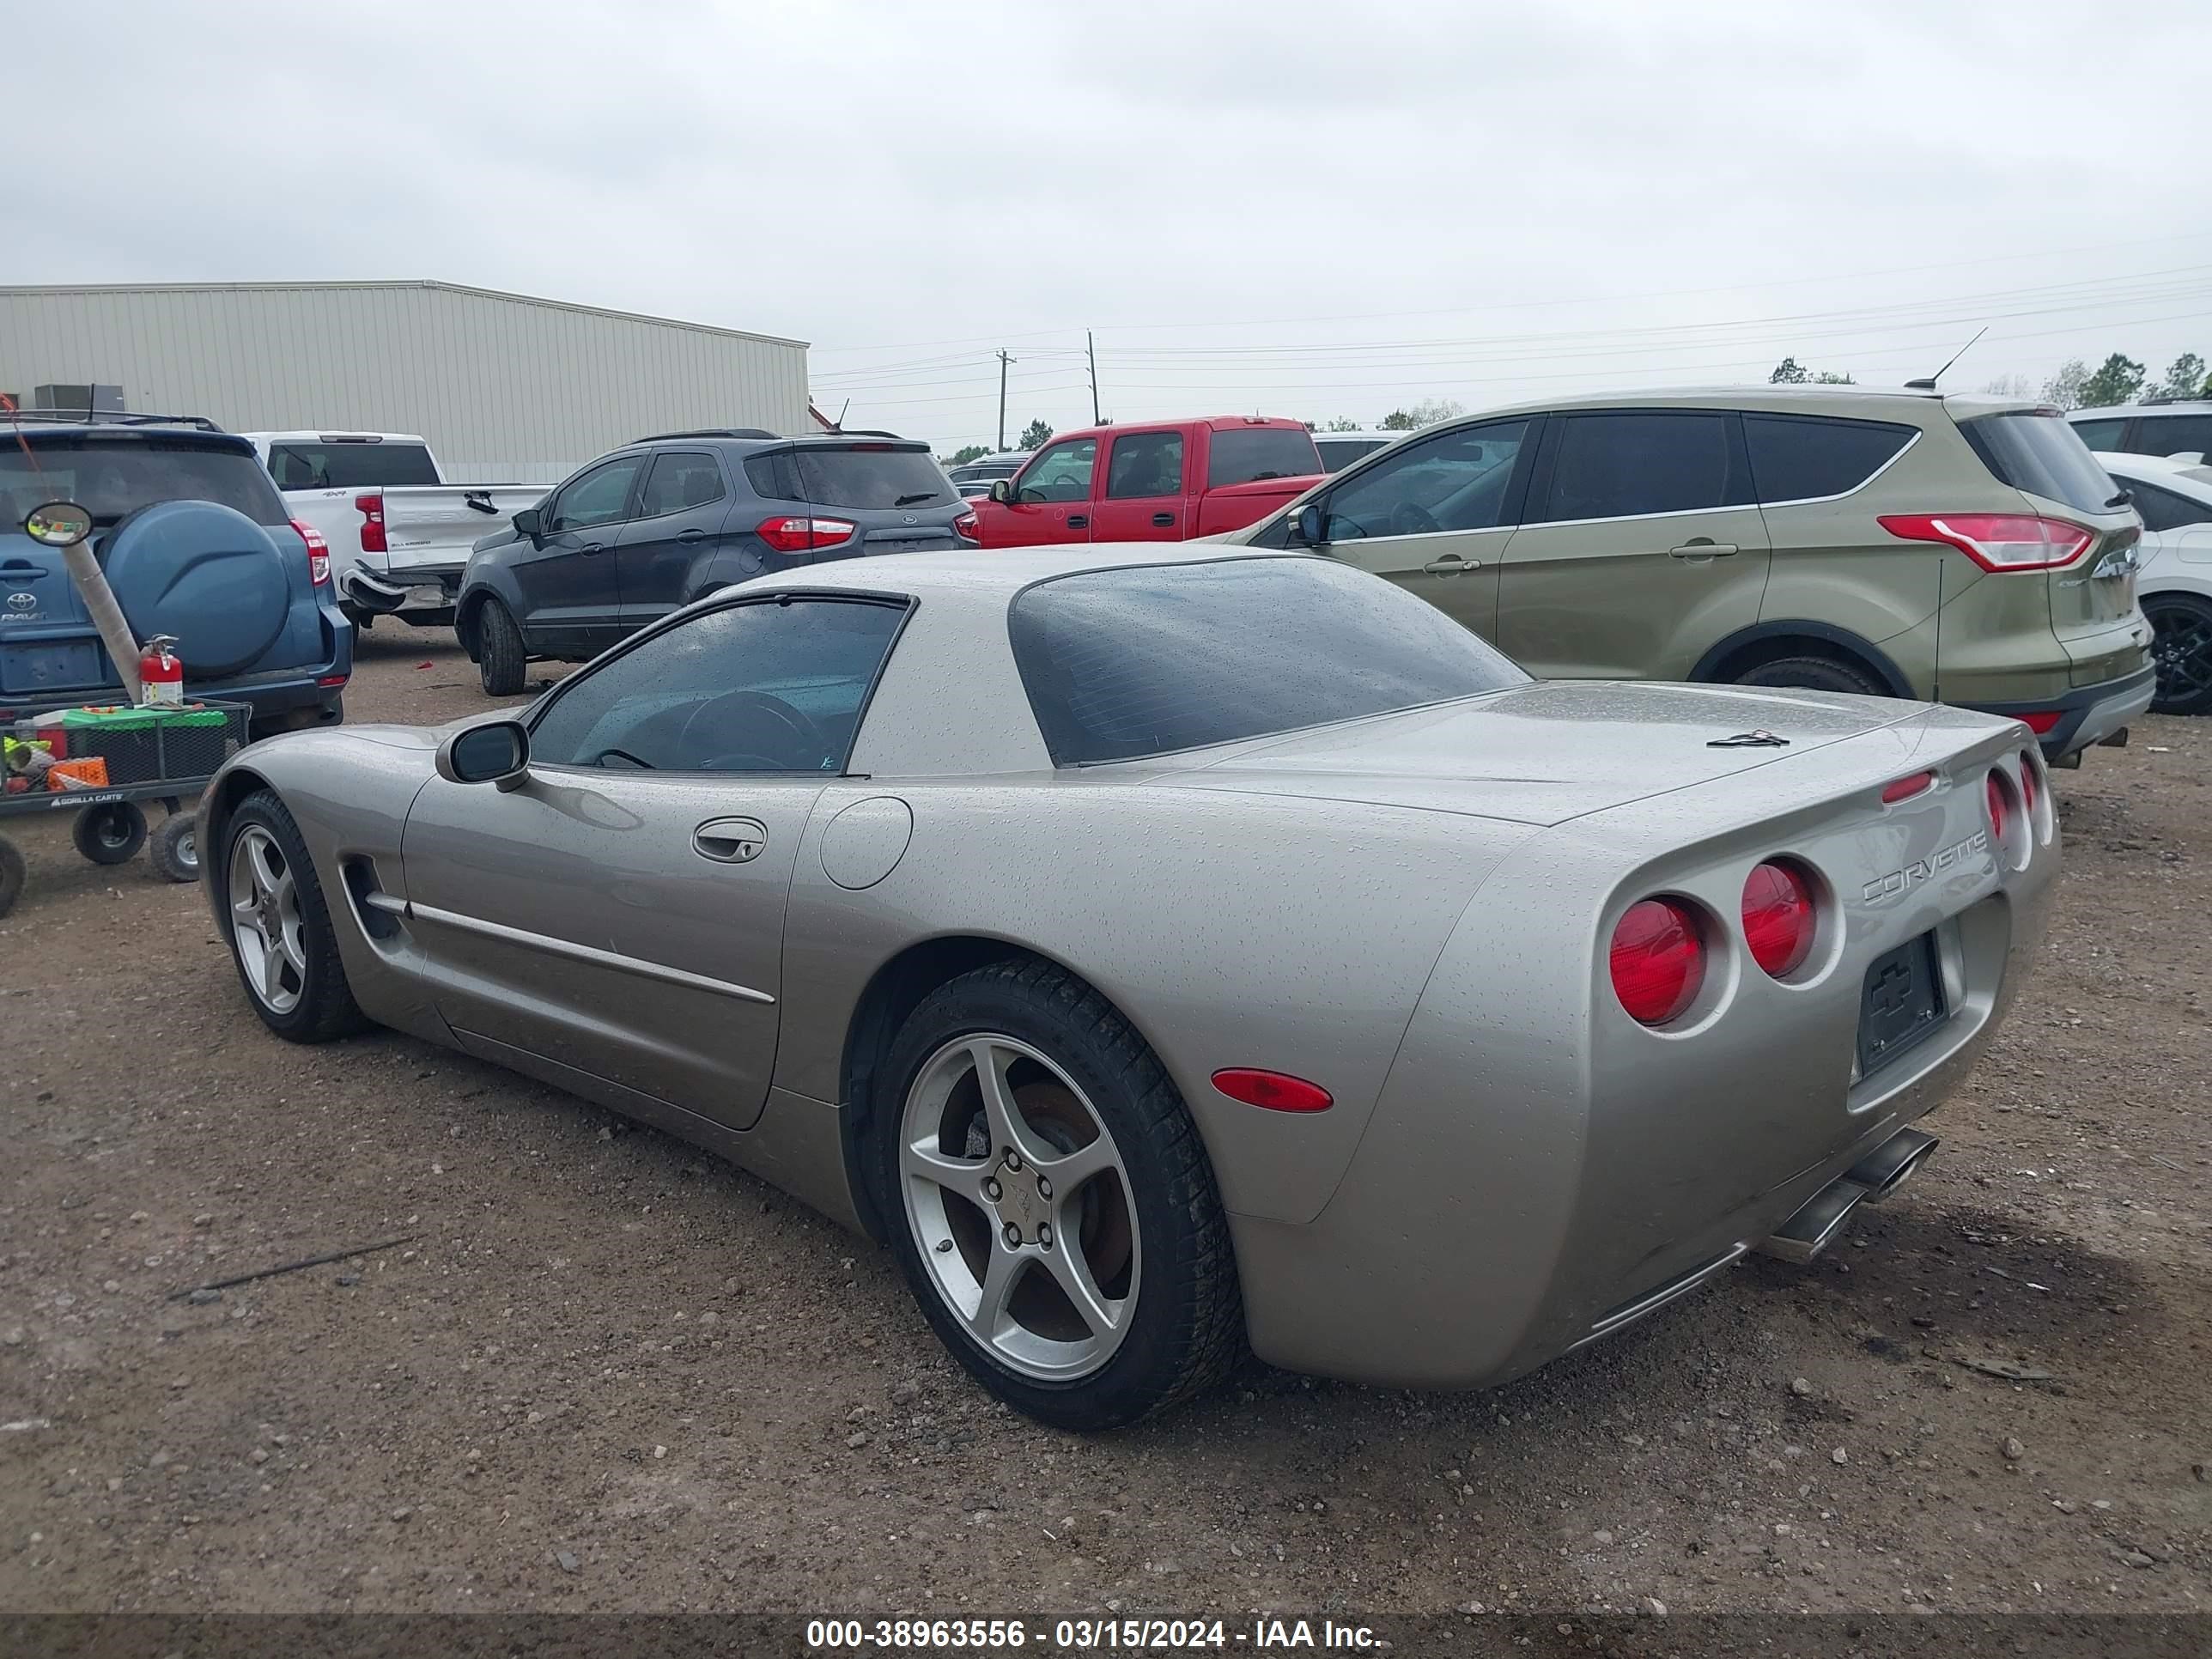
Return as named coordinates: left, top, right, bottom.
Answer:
left=218, top=790, right=368, bottom=1042
left=876, top=959, right=1243, bottom=1429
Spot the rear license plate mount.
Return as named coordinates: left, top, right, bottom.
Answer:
left=1858, top=932, right=1947, bottom=1077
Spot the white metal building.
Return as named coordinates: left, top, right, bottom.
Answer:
left=0, top=281, right=811, bottom=484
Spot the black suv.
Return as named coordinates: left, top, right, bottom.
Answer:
left=456, top=429, right=975, bottom=695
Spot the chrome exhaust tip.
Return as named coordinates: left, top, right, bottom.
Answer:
left=1754, top=1178, right=1867, bottom=1265
left=1846, top=1127, right=1939, bottom=1201
left=1754, top=1128, right=1940, bottom=1264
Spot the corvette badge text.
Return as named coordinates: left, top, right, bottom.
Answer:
left=1863, top=830, right=1990, bottom=904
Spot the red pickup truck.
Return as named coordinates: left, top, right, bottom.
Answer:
left=970, top=416, right=1324, bottom=547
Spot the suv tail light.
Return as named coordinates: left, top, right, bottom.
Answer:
left=1876, top=513, right=2094, bottom=572
left=757, top=514, right=858, bottom=554
left=355, top=494, right=386, bottom=555
left=1741, top=860, right=1817, bottom=978
left=292, top=518, right=331, bottom=586
left=2015, top=710, right=2063, bottom=735
left=1610, top=897, right=1705, bottom=1025
left=953, top=508, right=980, bottom=543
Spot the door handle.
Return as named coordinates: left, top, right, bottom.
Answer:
left=1066, top=515, right=1089, bottom=529
left=678, top=529, right=708, bottom=543
left=1668, top=541, right=1737, bottom=560
left=0, top=565, right=48, bottom=577
left=1151, top=512, right=1176, bottom=527
left=1422, top=555, right=1479, bottom=574
left=580, top=542, right=607, bottom=556
left=693, top=816, right=768, bottom=864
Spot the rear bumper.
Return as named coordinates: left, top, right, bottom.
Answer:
left=1962, top=663, right=2156, bottom=759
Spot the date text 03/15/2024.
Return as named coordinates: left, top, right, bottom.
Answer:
left=805, top=1617, right=1381, bottom=1650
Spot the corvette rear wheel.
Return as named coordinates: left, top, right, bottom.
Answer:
left=221, top=790, right=368, bottom=1042
left=877, top=960, right=1243, bottom=1429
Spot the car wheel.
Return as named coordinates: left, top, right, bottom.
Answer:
left=477, top=600, right=528, bottom=696
left=220, top=789, right=368, bottom=1042
left=72, top=802, right=148, bottom=866
left=0, top=835, right=24, bottom=919
left=148, top=811, right=200, bottom=884
left=1732, top=654, right=1887, bottom=696
left=875, top=959, right=1243, bottom=1430
left=2143, top=593, right=2212, bottom=714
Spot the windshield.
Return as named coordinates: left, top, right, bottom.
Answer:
left=2, top=437, right=290, bottom=529
left=1962, top=412, right=2121, bottom=515
left=1008, top=556, right=1527, bottom=765
left=792, top=446, right=956, bottom=510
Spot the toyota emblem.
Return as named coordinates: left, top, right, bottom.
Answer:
left=6, top=592, right=36, bottom=611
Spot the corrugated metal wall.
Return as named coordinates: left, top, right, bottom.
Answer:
left=0, top=283, right=811, bottom=485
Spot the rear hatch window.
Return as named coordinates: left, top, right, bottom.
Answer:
left=790, top=446, right=956, bottom=511
left=266, top=440, right=440, bottom=490
left=3, top=437, right=291, bottom=530
left=1960, top=411, right=2122, bottom=515
left=1207, top=428, right=1322, bottom=488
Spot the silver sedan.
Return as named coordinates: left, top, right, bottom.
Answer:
left=204, top=545, right=2055, bottom=1428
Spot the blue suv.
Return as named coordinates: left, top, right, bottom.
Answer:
left=456, top=428, right=975, bottom=695
left=1, top=413, right=352, bottom=738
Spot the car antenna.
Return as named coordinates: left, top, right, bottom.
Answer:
left=1904, top=325, right=1988, bottom=392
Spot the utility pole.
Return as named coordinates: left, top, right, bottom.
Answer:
left=997, top=350, right=1012, bottom=452
left=1086, top=330, right=1100, bottom=425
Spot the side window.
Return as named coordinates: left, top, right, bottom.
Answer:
left=1103, top=431, right=1185, bottom=499
left=1530, top=411, right=1747, bottom=524
left=548, top=456, right=645, bottom=532
left=1744, top=414, right=1917, bottom=503
left=2135, top=416, right=2212, bottom=459
left=528, top=598, right=907, bottom=774
left=637, top=451, right=726, bottom=518
left=2068, top=419, right=2126, bottom=453
left=2129, top=481, right=2212, bottom=532
left=1319, top=420, right=1532, bottom=541
left=1015, top=439, right=1097, bottom=503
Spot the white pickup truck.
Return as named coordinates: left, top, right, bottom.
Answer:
left=243, top=432, right=544, bottom=628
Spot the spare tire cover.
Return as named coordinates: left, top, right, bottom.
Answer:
left=100, top=501, right=291, bottom=678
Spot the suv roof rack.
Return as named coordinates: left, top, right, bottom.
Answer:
left=832, top=428, right=908, bottom=440
left=629, top=427, right=781, bottom=443
left=3, top=407, right=226, bottom=433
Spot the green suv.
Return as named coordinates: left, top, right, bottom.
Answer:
left=1234, top=387, right=2154, bottom=761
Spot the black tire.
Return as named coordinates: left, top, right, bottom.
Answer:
left=476, top=599, right=528, bottom=696
left=148, top=811, right=200, bottom=884
left=72, top=801, right=147, bottom=866
left=0, top=835, right=24, bottom=919
left=2143, top=592, right=2212, bottom=714
left=218, top=789, right=369, bottom=1042
left=872, top=958, right=1243, bottom=1430
left=1732, top=653, right=1888, bottom=696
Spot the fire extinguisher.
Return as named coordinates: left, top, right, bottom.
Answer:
left=139, top=635, right=185, bottom=707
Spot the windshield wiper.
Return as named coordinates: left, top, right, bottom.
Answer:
left=2106, top=489, right=2133, bottom=509
left=893, top=492, right=938, bottom=507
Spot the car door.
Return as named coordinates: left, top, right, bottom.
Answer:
left=613, top=450, right=730, bottom=632
left=1498, top=409, right=1770, bottom=680
left=994, top=438, right=1097, bottom=546
left=399, top=592, right=911, bottom=1129
left=516, top=453, right=643, bottom=656
left=1089, top=428, right=1189, bottom=541
left=1291, top=417, right=1537, bottom=641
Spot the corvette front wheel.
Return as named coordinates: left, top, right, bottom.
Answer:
left=876, top=960, right=1243, bottom=1429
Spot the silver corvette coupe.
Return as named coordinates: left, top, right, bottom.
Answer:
left=203, top=545, right=2055, bottom=1428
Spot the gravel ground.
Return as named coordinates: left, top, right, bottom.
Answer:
left=1, top=622, right=2205, bottom=1619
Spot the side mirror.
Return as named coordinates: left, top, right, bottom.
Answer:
left=988, top=478, right=1014, bottom=505
left=437, top=719, right=531, bottom=788
left=512, top=506, right=543, bottom=538
left=1291, top=503, right=1327, bottom=546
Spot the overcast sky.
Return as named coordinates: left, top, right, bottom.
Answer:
left=13, top=0, right=2212, bottom=449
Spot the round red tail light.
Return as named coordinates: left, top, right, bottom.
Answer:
left=1986, top=770, right=2008, bottom=843
left=1610, top=898, right=1705, bottom=1025
left=2019, top=757, right=2038, bottom=819
left=1741, top=860, right=1817, bottom=978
